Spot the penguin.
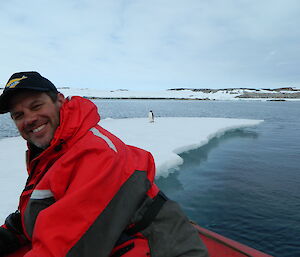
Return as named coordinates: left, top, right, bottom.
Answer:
left=148, top=110, right=154, bottom=123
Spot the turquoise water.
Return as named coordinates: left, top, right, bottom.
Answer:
left=1, top=100, right=299, bottom=256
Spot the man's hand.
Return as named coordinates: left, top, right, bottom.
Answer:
left=0, top=227, right=21, bottom=256
left=0, top=211, right=24, bottom=257
left=5, top=212, right=23, bottom=235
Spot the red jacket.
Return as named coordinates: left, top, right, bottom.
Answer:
left=3, top=96, right=207, bottom=257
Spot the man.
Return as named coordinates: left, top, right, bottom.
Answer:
left=0, top=72, right=208, bottom=257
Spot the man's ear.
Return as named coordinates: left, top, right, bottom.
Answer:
left=57, top=93, right=65, bottom=107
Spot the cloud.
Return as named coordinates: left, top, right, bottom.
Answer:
left=1, top=0, right=300, bottom=89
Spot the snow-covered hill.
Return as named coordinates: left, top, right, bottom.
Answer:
left=58, top=87, right=300, bottom=101
left=1, top=87, right=300, bottom=101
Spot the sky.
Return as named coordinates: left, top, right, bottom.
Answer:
left=1, top=0, right=300, bottom=90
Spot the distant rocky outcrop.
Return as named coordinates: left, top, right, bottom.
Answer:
left=263, top=87, right=300, bottom=92
left=168, top=88, right=220, bottom=93
left=168, top=87, right=300, bottom=99
left=168, top=87, right=259, bottom=92
left=236, top=92, right=300, bottom=99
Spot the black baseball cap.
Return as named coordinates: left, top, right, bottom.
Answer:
left=0, top=71, right=58, bottom=114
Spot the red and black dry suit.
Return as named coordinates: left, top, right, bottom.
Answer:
left=0, top=96, right=208, bottom=257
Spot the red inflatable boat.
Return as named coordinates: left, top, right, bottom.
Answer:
left=7, top=224, right=273, bottom=257
left=194, top=224, right=273, bottom=257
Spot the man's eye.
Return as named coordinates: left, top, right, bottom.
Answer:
left=32, top=104, right=42, bottom=110
left=12, top=113, right=23, bottom=120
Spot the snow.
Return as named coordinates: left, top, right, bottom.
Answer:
left=45, top=88, right=300, bottom=101
left=0, top=117, right=263, bottom=221
left=58, top=88, right=238, bottom=100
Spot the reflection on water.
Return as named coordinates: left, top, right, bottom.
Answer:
left=156, top=128, right=259, bottom=193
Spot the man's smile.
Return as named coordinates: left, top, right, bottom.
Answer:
left=32, top=123, right=47, bottom=134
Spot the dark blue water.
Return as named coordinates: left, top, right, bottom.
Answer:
left=1, top=100, right=299, bottom=256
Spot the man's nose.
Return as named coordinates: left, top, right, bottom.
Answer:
left=24, top=111, right=38, bottom=127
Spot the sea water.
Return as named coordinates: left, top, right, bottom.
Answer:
left=0, top=100, right=299, bottom=257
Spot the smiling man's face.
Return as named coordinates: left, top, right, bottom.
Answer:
left=10, top=90, right=65, bottom=149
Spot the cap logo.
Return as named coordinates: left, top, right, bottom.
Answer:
left=5, top=75, right=28, bottom=89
